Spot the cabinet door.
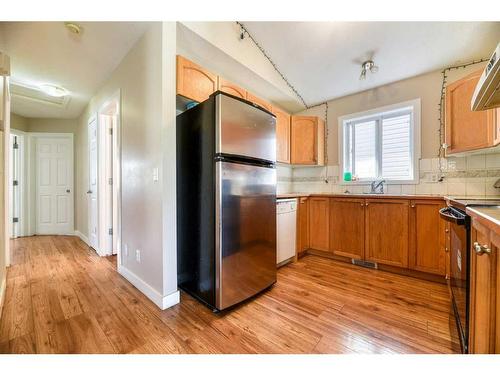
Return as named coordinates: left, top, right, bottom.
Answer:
left=408, top=200, right=447, bottom=275
left=291, top=116, right=317, bottom=165
left=176, top=55, right=217, bottom=103
left=445, top=69, right=495, bottom=154
left=246, top=92, right=273, bottom=112
left=329, top=198, right=365, bottom=259
left=309, top=197, right=329, bottom=251
left=297, top=197, right=309, bottom=254
left=218, top=78, right=246, bottom=99
left=365, top=199, right=409, bottom=268
left=494, top=108, right=500, bottom=146
left=273, top=107, right=291, bottom=164
left=469, top=221, right=496, bottom=354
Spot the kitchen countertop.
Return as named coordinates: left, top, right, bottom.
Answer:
left=466, top=206, right=500, bottom=233
left=277, top=193, right=444, bottom=200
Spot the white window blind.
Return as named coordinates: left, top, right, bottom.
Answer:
left=381, top=112, right=412, bottom=180
left=341, top=100, right=418, bottom=183
left=353, top=119, right=377, bottom=179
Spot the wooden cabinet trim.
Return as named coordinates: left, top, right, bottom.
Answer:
left=273, top=106, right=291, bottom=164
left=176, top=55, right=217, bottom=103
left=217, top=77, right=247, bottom=99
left=246, top=92, right=273, bottom=112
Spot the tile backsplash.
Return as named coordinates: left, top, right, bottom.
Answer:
left=277, top=154, right=500, bottom=197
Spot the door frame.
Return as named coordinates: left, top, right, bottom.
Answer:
left=88, top=89, right=121, bottom=259
left=87, top=114, right=98, bottom=252
left=9, top=129, right=26, bottom=238
left=29, top=132, right=74, bottom=236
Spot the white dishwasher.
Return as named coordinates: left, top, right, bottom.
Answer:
left=276, top=198, right=297, bottom=265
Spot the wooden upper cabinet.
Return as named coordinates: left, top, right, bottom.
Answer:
left=469, top=220, right=498, bottom=353
left=246, top=92, right=273, bottom=112
left=290, top=116, right=325, bottom=165
left=176, top=55, right=217, bottom=103
left=297, top=197, right=310, bottom=254
left=365, top=199, right=409, bottom=268
left=217, top=78, right=247, bottom=99
left=445, top=69, right=500, bottom=154
left=329, top=198, right=365, bottom=260
left=273, top=106, right=291, bottom=164
left=408, top=200, right=446, bottom=276
left=308, top=197, right=329, bottom=252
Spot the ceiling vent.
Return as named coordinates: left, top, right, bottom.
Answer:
left=10, top=81, right=71, bottom=108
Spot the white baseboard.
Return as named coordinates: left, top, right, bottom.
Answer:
left=0, top=274, right=6, bottom=321
left=118, top=265, right=180, bottom=310
left=74, top=230, right=89, bottom=246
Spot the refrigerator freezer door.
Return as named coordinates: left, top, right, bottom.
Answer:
left=216, top=93, right=276, bottom=163
left=216, top=161, right=277, bottom=310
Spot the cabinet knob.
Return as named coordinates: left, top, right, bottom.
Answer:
left=365, top=202, right=369, bottom=206
left=411, top=204, right=415, bottom=208
left=473, top=242, right=491, bottom=256
left=360, top=203, right=364, bottom=207
left=445, top=229, right=449, bottom=233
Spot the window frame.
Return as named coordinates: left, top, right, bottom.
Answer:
left=338, top=98, right=421, bottom=185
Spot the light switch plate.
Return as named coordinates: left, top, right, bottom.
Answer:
left=153, top=168, right=159, bottom=182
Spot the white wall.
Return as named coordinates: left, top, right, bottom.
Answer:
left=75, top=22, right=178, bottom=309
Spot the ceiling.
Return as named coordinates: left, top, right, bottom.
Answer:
left=0, top=22, right=150, bottom=118
left=243, top=22, right=500, bottom=107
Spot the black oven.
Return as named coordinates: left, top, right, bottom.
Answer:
left=439, top=205, right=470, bottom=353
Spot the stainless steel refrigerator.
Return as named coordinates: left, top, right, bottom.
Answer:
left=176, top=91, right=277, bottom=311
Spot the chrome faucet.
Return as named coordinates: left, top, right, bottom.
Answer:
left=370, top=179, right=386, bottom=194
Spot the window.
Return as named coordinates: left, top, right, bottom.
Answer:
left=339, top=99, right=420, bottom=184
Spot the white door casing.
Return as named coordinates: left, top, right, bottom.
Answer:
left=35, top=135, right=73, bottom=235
left=88, top=116, right=98, bottom=250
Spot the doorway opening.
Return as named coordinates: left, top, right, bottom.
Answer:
left=87, top=90, right=121, bottom=259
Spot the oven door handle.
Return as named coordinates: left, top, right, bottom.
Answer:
left=439, top=207, right=466, bottom=225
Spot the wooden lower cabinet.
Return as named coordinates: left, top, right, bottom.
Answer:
left=409, top=200, right=447, bottom=276
left=365, top=199, right=409, bottom=268
left=329, top=198, right=365, bottom=259
left=296, top=197, right=310, bottom=255
left=469, top=220, right=499, bottom=353
left=308, top=197, right=329, bottom=252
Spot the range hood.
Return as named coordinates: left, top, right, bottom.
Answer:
left=471, top=43, right=500, bottom=111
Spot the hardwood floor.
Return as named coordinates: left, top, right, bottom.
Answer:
left=0, top=235, right=460, bottom=354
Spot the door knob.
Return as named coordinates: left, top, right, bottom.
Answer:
left=473, top=242, right=491, bottom=255
left=66, top=189, right=71, bottom=193
left=87, top=190, right=92, bottom=194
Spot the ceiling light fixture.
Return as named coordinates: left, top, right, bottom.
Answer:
left=64, top=22, right=82, bottom=35
left=360, top=60, right=379, bottom=80
left=40, top=84, right=69, bottom=97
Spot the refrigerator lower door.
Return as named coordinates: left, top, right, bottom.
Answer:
left=216, top=161, right=277, bottom=310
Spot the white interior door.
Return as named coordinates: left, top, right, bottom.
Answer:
left=88, top=118, right=98, bottom=250
left=35, top=135, right=73, bottom=235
